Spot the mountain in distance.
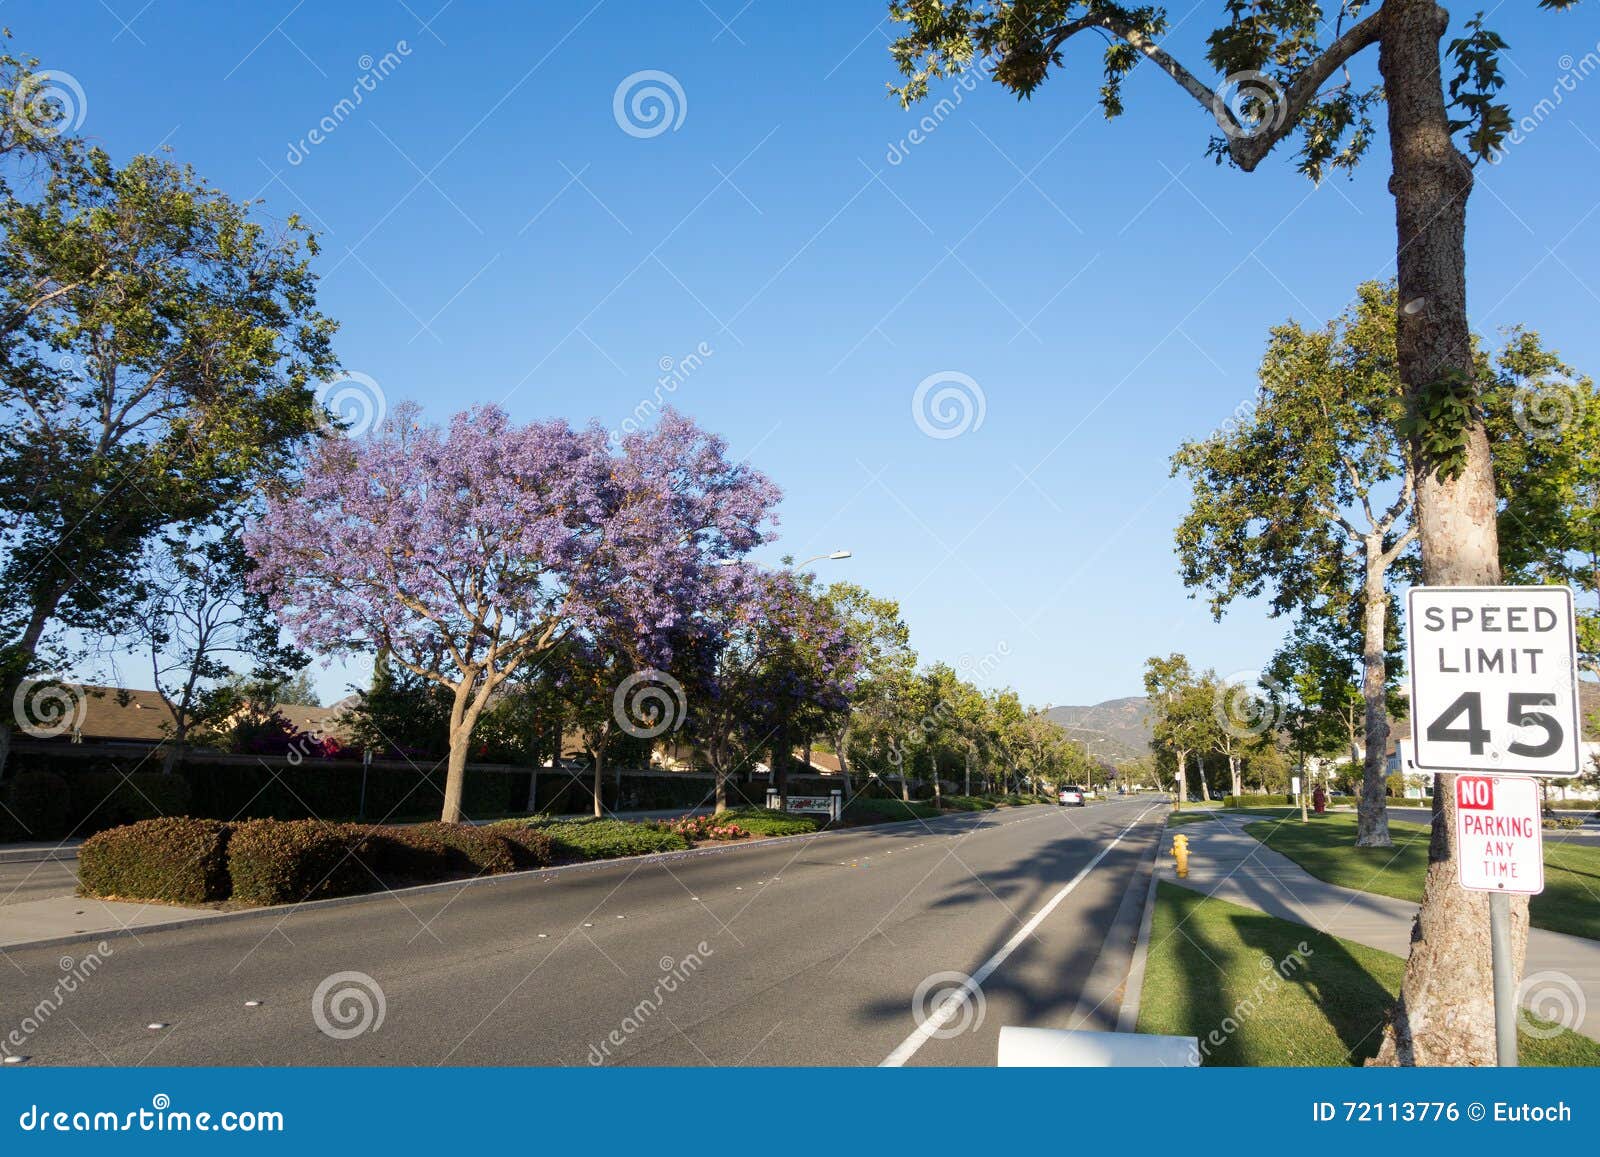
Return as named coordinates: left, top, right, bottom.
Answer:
left=1043, top=697, right=1153, bottom=763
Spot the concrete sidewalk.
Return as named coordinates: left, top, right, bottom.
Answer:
left=0, top=893, right=224, bottom=948
left=1159, top=812, right=1600, bottom=1042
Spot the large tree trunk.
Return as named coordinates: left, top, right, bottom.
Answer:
left=833, top=726, right=852, bottom=793
left=1197, top=755, right=1210, bottom=801
left=0, top=586, right=69, bottom=785
left=1229, top=754, right=1242, bottom=799
left=1374, top=0, right=1524, bottom=1067
left=441, top=729, right=471, bottom=824
left=1357, top=538, right=1395, bottom=847
left=592, top=745, right=606, bottom=817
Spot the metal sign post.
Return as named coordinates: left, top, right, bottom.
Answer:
left=1406, top=586, right=1579, bottom=1068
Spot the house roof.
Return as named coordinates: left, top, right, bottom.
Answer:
left=17, top=683, right=356, bottom=746
left=795, top=750, right=843, bottom=774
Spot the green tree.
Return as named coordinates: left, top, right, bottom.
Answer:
left=888, top=0, right=1588, bottom=1068
left=1173, top=282, right=1412, bottom=846
left=125, top=515, right=308, bottom=774
left=1485, top=336, right=1600, bottom=677
left=0, top=74, right=337, bottom=780
left=820, top=581, right=914, bottom=789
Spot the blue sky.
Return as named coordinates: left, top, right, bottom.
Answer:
left=23, top=1, right=1600, bottom=709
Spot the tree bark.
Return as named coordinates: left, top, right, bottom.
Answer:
left=0, top=584, right=70, bottom=785
left=833, top=725, right=852, bottom=794
left=1374, top=0, right=1523, bottom=1068
left=1197, top=755, right=1210, bottom=801
left=1356, top=537, right=1395, bottom=847
left=441, top=728, right=472, bottom=824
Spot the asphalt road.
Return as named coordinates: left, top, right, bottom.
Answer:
left=0, top=858, right=80, bottom=907
left=0, top=800, right=1165, bottom=1066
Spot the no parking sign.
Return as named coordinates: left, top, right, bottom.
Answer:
left=1453, top=774, right=1544, bottom=895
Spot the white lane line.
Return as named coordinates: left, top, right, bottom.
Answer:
left=878, top=804, right=1162, bottom=1068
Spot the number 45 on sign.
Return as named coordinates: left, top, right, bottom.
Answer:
left=1406, top=586, right=1583, bottom=777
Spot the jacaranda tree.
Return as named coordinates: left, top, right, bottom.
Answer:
left=246, top=404, right=777, bottom=823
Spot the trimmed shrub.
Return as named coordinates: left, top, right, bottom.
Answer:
left=407, top=822, right=520, bottom=874
left=1223, top=793, right=1296, bottom=809
left=78, top=817, right=232, bottom=904
left=69, top=772, right=192, bottom=835
left=3, top=770, right=74, bottom=840
left=522, top=817, right=689, bottom=860
left=228, top=819, right=372, bottom=905
left=356, top=826, right=463, bottom=881
left=705, top=807, right=818, bottom=837
left=498, top=825, right=557, bottom=869
left=844, top=798, right=941, bottom=823
left=943, top=796, right=997, bottom=812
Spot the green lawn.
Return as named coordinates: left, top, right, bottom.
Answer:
left=1138, top=882, right=1600, bottom=1066
left=1167, top=812, right=1217, bottom=828
left=1243, top=812, right=1600, bottom=942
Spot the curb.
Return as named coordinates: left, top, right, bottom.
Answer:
left=0, top=806, right=1022, bottom=955
left=1116, top=817, right=1171, bottom=1033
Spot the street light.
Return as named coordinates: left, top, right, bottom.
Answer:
left=716, top=550, right=852, bottom=569
left=792, top=550, right=852, bottom=569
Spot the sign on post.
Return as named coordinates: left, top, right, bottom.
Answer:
left=1405, top=586, right=1582, bottom=777
left=1453, top=774, right=1544, bottom=894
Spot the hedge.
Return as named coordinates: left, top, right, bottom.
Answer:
left=509, top=817, right=690, bottom=860
left=227, top=819, right=372, bottom=905
left=1222, top=794, right=1297, bottom=809
left=942, top=796, right=998, bottom=812
left=0, top=771, right=73, bottom=840
left=844, top=798, right=941, bottom=823
left=78, top=817, right=232, bottom=904
left=407, top=822, right=521, bottom=874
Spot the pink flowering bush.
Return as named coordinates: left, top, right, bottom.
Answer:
left=655, top=814, right=750, bottom=841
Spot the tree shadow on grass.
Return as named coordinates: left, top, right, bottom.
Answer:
left=1143, top=884, right=1398, bottom=1066
left=1233, top=906, right=1397, bottom=1065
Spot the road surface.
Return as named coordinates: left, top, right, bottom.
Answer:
left=0, top=800, right=1165, bottom=1066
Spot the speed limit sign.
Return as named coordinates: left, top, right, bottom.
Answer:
left=1406, top=586, right=1582, bottom=777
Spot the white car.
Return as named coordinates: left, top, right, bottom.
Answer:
left=1059, top=786, right=1086, bottom=807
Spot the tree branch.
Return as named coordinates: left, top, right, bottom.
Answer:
left=1042, top=8, right=1386, bottom=172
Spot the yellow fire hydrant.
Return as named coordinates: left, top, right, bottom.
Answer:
left=1171, top=833, right=1190, bottom=879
